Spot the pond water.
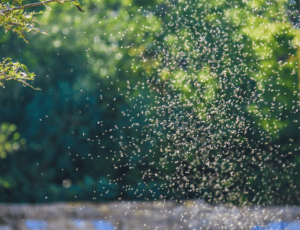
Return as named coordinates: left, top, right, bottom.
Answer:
left=252, top=222, right=300, bottom=230
left=25, top=219, right=114, bottom=230
left=25, top=220, right=47, bottom=230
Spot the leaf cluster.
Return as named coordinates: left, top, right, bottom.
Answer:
left=0, top=57, right=38, bottom=89
left=0, top=1, right=42, bottom=41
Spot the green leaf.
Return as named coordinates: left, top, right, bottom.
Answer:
left=21, top=64, right=29, bottom=74
left=73, top=1, right=85, bottom=12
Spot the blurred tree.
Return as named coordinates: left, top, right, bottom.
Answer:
left=0, top=123, right=25, bottom=160
left=0, top=123, right=26, bottom=189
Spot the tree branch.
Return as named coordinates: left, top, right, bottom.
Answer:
left=1, top=0, right=77, bottom=13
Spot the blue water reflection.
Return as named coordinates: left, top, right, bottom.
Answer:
left=93, top=220, right=114, bottom=230
left=74, top=220, right=86, bottom=228
left=25, top=220, right=47, bottom=230
left=252, top=222, right=300, bottom=230
left=24, top=219, right=114, bottom=230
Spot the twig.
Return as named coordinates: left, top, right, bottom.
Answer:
left=1, top=0, right=77, bottom=13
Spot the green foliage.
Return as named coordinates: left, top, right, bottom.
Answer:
left=0, top=122, right=27, bottom=190
left=0, top=123, right=26, bottom=159
left=0, top=0, right=84, bottom=199
left=0, top=57, right=38, bottom=89
left=0, top=1, right=41, bottom=41
left=0, top=0, right=41, bottom=88
left=0, top=0, right=82, bottom=88
left=73, top=1, right=85, bottom=12
left=0, top=0, right=299, bottom=205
